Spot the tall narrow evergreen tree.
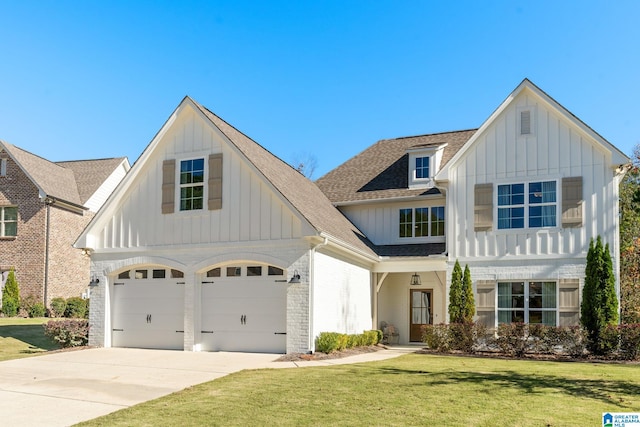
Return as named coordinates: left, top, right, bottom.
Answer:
left=1, top=268, right=20, bottom=317
left=602, top=243, right=619, bottom=325
left=581, top=236, right=619, bottom=354
left=448, top=260, right=463, bottom=323
left=461, top=264, right=475, bottom=323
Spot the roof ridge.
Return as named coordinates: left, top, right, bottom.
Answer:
left=384, top=128, right=478, bottom=142
left=56, top=157, right=126, bottom=164
left=2, top=141, right=69, bottom=171
left=193, top=101, right=302, bottom=176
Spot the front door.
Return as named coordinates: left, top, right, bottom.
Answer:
left=410, top=290, right=432, bottom=342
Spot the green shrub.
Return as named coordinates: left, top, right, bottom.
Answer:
left=316, top=332, right=345, bottom=353
left=495, top=323, right=533, bottom=357
left=596, top=324, right=620, bottom=358
left=49, top=298, right=67, bottom=318
left=422, top=324, right=451, bottom=352
left=619, top=324, right=640, bottom=360
left=29, top=302, right=46, bottom=318
left=64, top=297, right=87, bottom=318
left=43, top=319, right=89, bottom=348
left=1, top=298, right=18, bottom=317
left=448, top=322, right=478, bottom=352
left=316, top=331, right=379, bottom=353
left=2, top=268, right=20, bottom=316
left=363, top=330, right=381, bottom=346
left=372, top=329, right=383, bottom=344
left=20, top=295, right=46, bottom=318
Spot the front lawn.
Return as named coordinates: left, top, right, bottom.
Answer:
left=0, top=317, right=57, bottom=361
left=76, top=353, right=640, bottom=426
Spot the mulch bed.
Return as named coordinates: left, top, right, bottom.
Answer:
left=275, top=345, right=385, bottom=362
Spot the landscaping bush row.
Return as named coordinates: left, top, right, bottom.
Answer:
left=43, top=319, right=89, bottom=348
left=315, top=330, right=382, bottom=353
left=49, top=296, right=89, bottom=318
left=422, top=322, right=640, bottom=361
left=1, top=295, right=88, bottom=319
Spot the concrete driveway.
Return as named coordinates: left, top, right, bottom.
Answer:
left=0, top=347, right=407, bottom=427
left=0, top=348, right=283, bottom=427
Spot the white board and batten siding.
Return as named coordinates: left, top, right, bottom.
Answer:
left=341, top=198, right=446, bottom=246
left=447, top=90, right=620, bottom=262
left=88, top=106, right=311, bottom=251
left=312, top=251, right=372, bottom=341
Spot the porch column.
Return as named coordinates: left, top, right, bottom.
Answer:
left=372, top=272, right=388, bottom=330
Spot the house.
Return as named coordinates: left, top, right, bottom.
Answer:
left=76, top=79, right=629, bottom=353
left=0, top=140, right=130, bottom=309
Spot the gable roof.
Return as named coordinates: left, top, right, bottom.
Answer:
left=436, top=78, right=630, bottom=181
left=0, top=140, right=127, bottom=208
left=56, top=158, right=128, bottom=204
left=316, top=129, right=476, bottom=204
left=191, top=100, right=377, bottom=259
left=75, top=97, right=378, bottom=260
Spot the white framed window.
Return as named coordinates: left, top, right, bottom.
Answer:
left=179, top=158, right=205, bottom=211
left=0, top=206, right=17, bottom=237
left=415, top=156, right=430, bottom=179
left=399, top=206, right=445, bottom=238
left=497, top=281, right=557, bottom=326
left=497, top=181, right=557, bottom=229
left=0, top=158, right=7, bottom=177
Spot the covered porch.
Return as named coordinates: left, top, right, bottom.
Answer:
left=372, top=257, right=448, bottom=345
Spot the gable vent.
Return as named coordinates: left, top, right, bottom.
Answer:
left=520, top=110, right=531, bottom=135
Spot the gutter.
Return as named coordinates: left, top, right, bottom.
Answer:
left=43, top=197, right=55, bottom=307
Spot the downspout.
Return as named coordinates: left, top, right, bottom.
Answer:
left=308, top=236, right=328, bottom=352
left=43, top=197, right=55, bottom=307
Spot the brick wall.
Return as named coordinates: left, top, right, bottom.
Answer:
left=0, top=157, right=93, bottom=307
left=0, top=158, right=47, bottom=302
left=47, top=205, right=93, bottom=305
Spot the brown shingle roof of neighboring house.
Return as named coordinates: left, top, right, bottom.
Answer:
left=315, top=129, right=477, bottom=204
left=191, top=99, right=378, bottom=259
left=56, top=157, right=127, bottom=204
left=0, top=140, right=126, bottom=208
left=1, top=141, right=82, bottom=206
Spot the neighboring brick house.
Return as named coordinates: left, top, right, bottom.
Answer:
left=0, top=141, right=129, bottom=309
left=77, top=79, right=630, bottom=354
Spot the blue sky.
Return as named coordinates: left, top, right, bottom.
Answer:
left=1, top=1, right=638, bottom=178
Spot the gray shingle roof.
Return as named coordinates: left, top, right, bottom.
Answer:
left=56, top=158, right=127, bottom=204
left=373, top=243, right=446, bottom=257
left=0, top=140, right=125, bottom=207
left=316, top=129, right=477, bottom=204
left=191, top=100, right=378, bottom=259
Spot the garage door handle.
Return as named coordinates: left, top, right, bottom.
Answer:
left=274, top=332, right=286, bottom=335
left=241, top=314, right=246, bottom=325
left=201, top=330, right=214, bottom=334
left=113, top=329, right=124, bottom=332
left=176, top=330, right=184, bottom=333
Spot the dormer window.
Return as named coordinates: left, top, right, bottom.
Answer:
left=415, top=157, right=430, bottom=179
left=407, top=143, right=447, bottom=189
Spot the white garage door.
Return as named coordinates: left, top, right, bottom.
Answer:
left=200, top=265, right=287, bottom=353
left=112, top=268, right=184, bottom=350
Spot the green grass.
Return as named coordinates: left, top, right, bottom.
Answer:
left=0, top=317, right=58, bottom=361
left=76, top=353, right=640, bottom=427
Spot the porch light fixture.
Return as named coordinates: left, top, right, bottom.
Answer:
left=289, top=270, right=301, bottom=283
left=410, top=273, right=421, bottom=286
left=89, top=276, right=100, bottom=287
